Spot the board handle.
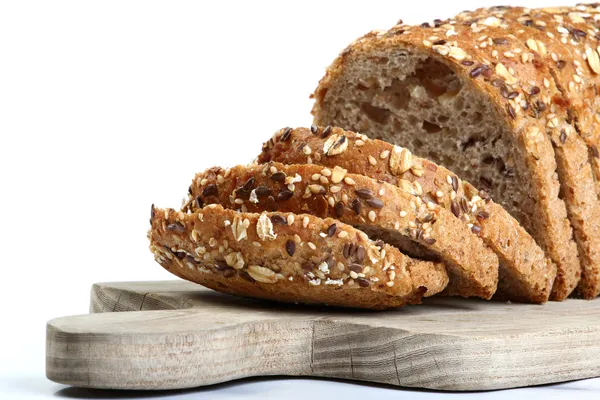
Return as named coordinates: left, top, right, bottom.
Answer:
left=46, top=310, right=317, bottom=390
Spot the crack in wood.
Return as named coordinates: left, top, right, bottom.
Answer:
left=310, top=321, right=315, bottom=374
left=139, top=293, right=148, bottom=310
left=393, top=346, right=400, bottom=385
left=112, top=293, right=122, bottom=312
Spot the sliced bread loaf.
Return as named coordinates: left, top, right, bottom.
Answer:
left=258, top=126, right=556, bottom=303
left=184, top=162, right=499, bottom=299
left=149, top=204, right=448, bottom=309
left=310, top=13, right=580, bottom=300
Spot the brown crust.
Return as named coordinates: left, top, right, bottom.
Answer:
left=454, top=5, right=600, bottom=300
left=185, top=163, right=499, bottom=299
left=310, top=11, right=580, bottom=300
left=148, top=205, right=448, bottom=310
left=259, top=126, right=556, bottom=303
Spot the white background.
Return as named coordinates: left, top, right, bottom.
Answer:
left=1, top=0, right=599, bottom=398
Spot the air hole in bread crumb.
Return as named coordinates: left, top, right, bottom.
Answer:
left=422, top=120, right=443, bottom=133
left=362, top=103, right=391, bottom=124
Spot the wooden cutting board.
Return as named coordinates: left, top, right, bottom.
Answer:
left=46, top=280, right=600, bottom=391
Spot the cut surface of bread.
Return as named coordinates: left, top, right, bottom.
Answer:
left=149, top=205, right=448, bottom=309
left=311, top=14, right=580, bottom=300
left=259, top=126, right=556, bottom=303
left=184, top=162, right=499, bottom=299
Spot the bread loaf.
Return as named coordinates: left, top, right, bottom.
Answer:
left=149, top=204, right=448, bottom=309
left=259, top=126, right=556, bottom=303
left=310, top=7, right=584, bottom=300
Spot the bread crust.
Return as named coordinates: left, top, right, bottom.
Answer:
left=259, top=126, right=556, bottom=303
left=454, top=5, right=600, bottom=300
left=185, top=162, right=499, bottom=299
left=310, top=12, right=580, bottom=300
left=148, top=205, right=448, bottom=310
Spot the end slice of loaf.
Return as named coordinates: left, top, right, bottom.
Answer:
left=259, top=126, right=556, bottom=303
left=149, top=204, right=448, bottom=309
left=310, top=13, right=580, bottom=300
left=184, top=162, right=499, bottom=299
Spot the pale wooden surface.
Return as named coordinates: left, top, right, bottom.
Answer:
left=46, top=281, right=600, bottom=391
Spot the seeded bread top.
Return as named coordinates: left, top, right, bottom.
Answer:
left=456, top=5, right=600, bottom=195
left=259, top=126, right=556, bottom=303
left=149, top=204, right=448, bottom=309
left=184, top=162, right=499, bottom=299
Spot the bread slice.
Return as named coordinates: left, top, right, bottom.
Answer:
left=184, top=162, right=499, bottom=299
left=453, top=6, right=600, bottom=300
left=310, top=14, right=580, bottom=300
left=258, top=126, right=556, bottom=303
left=149, top=204, right=448, bottom=309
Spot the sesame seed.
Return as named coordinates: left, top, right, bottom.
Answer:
left=400, top=210, right=407, bottom=217
left=446, top=175, right=453, bottom=185
left=355, top=139, right=365, bottom=147
left=368, top=211, right=377, bottom=221
left=380, top=150, right=390, bottom=159
left=287, top=215, right=295, bottom=225
left=303, top=216, right=310, bottom=228
left=368, top=155, right=377, bottom=166
left=330, top=185, right=341, bottom=193
left=338, top=231, right=349, bottom=238
left=319, top=176, right=329, bottom=184
left=308, top=242, right=316, bottom=250
left=344, top=177, right=356, bottom=186
left=378, top=188, right=385, bottom=196
left=311, top=173, right=321, bottom=181
left=308, top=184, right=326, bottom=194
left=436, top=190, right=444, bottom=198
left=321, top=168, right=332, bottom=177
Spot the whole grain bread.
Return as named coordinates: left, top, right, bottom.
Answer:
left=149, top=204, right=448, bottom=309
left=310, top=10, right=580, bottom=300
left=453, top=5, right=600, bottom=300
left=184, top=162, right=499, bottom=299
left=258, top=126, right=556, bottom=303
